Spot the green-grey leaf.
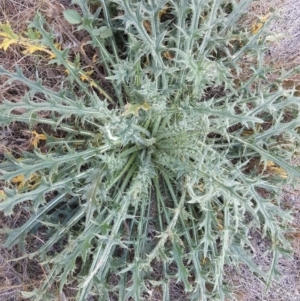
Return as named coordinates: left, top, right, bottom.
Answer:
left=99, top=26, right=113, bottom=39
left=63, top=9, right=81, bottom=25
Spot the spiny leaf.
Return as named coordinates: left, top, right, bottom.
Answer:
left=0, top=1, right=299, bottom=300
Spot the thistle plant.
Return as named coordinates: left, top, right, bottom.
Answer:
left=0, top=0, right=300, bottom=300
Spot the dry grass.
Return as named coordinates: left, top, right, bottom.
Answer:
left=0, top=1, right=71, bottom=300
left=0, top=0, right=300, bottom=300
left=225, top=3, right=300, bottom=298
left=0, top=205, right=45, bottom=301
left=224, top=183, right=300, bottom=301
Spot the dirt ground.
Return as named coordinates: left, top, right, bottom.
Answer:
left=0, top=0, right=300, bottom=300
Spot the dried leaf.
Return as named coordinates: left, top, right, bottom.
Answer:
left=0, top=22, right=20, bottom=50
left=22, top=44, right=50, bottom=55
left=79, top=70, right=94, bottom=82
left=163, top=51, right=174, bottom=60
left=122, top=102, right=151, bottom=116
left=158, top=7, right=169, bottom=20
left=92, top=54, right=97, bottom=63
left=0, top=190, right=6, bottom=200
left=0, top=21, right=54, bottom=56
left=143, top=20, right=152, bottom=34
left=11, top=174, right=26, bottom=189
left=251, top=13, right=271, bottom=34
left=0, top=22, right=18, bottom=39
left=0, top=38, right=17, bottom=51
left=241, top=129, right=255, bottom=137
left=11, top=173, right=40, bottom=190
left=29, top=131, right=47, bottom=148
left=265, top=161, right=287, bottom=178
